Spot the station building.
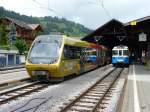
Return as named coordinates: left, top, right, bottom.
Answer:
left=82, top=16, right=150, bottom=66
left=0, top=49, right=19, bottom=67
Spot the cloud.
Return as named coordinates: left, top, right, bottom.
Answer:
left=0, top=0, right=150, bottom=29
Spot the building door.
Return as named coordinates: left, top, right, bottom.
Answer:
left=0, top=54, right=6, bottom=67
left=8, top=54, right=14, bottom=66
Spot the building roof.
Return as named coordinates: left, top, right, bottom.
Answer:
left=82, top=15, right=150, bottom=50
left=82, top=19, right=125, bottom=39
left=0, top=49, right=18, bottom=54
left=28, top=24, right=41, bottom=30
left=81, top=19, right=127, bottom=48
left=124, top=15, right=150, bottom=26
left=1, top=17, right=42, bottom=30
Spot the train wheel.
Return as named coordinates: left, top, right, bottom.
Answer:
left=50, top=77, right=64, bottom=83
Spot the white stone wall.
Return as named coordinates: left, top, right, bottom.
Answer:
left=0, top=49, right=20, bottom=67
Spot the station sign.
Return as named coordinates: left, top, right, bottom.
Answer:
left=139, top=32, right=147, bottom=41
left=130, top=21, right=137, bottom=26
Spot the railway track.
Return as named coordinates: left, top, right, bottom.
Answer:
left=0, top=81, right=49, bottom=105
left=60, top=68, right=124, bottom=112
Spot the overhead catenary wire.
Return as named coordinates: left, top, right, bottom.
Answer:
left=32, top=0, right=64, bottom=18
left=87, top=0, right=112, bottom=19
left=99, top=0, right=112, bottom=19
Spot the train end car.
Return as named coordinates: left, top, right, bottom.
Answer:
left=112, top=45, right=129, bottom=67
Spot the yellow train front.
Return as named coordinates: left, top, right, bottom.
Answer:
left=25, top=35, right=108, bottom=82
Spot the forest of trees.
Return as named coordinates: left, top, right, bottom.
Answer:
left=0, top=7, right=92, bottom=37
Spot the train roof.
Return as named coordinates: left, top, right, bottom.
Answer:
left=112, top=45, right=128, bottom=50
left=64, top=35, right=107, bottom=49
left=34, top=35, right=107, bottom=50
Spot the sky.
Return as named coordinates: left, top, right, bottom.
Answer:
left=0, top=0, right=150, bottom=30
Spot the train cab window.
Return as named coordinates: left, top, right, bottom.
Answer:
left=123, top=50, right=129, bottom=56
left=112, top=50, right=118, bottom=55
left=28, top=41, right=60, bottom=64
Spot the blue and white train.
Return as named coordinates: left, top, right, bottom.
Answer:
left=112, top=45, right=129, bottom=67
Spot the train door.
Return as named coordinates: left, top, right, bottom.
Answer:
left=85, top=48, right=98, bottom=70
left=98, top=50, right=102, bottom=66
left=80, top=47, right=86, bottom=73
left=62, top=45, right=81, bottom=76
left=100, top=50, right=105, bottom=66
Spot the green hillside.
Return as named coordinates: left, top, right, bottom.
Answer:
left=0, top=7, right=92, bottom=37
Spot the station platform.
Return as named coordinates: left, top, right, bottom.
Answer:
left=0, top=65, right=24, bottom=71
left=0, top=69, right=29, bottom=85
left=122, top=64, right=150, bottom=112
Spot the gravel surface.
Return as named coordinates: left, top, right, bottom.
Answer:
left=0, top=65, right=113, bottom=112
left=105, top=78, right=125, bottom=112
left=100, top=68, right=128, bottom=112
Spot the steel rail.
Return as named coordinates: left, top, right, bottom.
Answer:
left=0, top=81, right=49, bottom=105
left=60, top=68, right=124, bottom=112
left=93, top=68, right=123, bottom=112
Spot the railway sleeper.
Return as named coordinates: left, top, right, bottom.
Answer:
left=82, top=96, right=100, bottom=101
left=84, top=95, right=101, bottom=99
left=86, top=93, right=103, bottom=96
left=79, top=99, right=98, bottom=103
left=75, top=102, right=96, bottom=107
left=71, top=106, right=92, bottom=111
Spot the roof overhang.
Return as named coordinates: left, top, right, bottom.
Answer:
left=82, top=19, right=126, bottom=48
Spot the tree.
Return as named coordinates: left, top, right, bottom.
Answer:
left=14, top=38, right=28, bottom=55
left=0, top=24, right=7, bottom=45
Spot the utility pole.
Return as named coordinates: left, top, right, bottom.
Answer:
left=94, top=35, right=103, bottom=45
left=8, top=23, right=16, bottom=49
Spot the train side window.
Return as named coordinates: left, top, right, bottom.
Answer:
left=63, top=45, right=81, bottom=59
left=98, top=50, right=102, bottom=57
left=99, top=51, right=102, bottom=57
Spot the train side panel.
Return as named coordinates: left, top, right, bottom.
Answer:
left=112, top=56, right=129, bottom=65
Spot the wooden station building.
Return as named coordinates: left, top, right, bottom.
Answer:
left=82, top=16, right=150, bottom=63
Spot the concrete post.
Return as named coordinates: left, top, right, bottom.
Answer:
left=6, top=54, right=8, bottom=66
left=14, top=54, right=16, bottom=65
left=147, top=44, right=150, bottom=69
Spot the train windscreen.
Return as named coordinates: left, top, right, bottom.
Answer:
left=112, top=50, right=118, bottom=56
left=123, top=50, right=129, bottom=56
left=28, top=35, right=62, bottom=64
